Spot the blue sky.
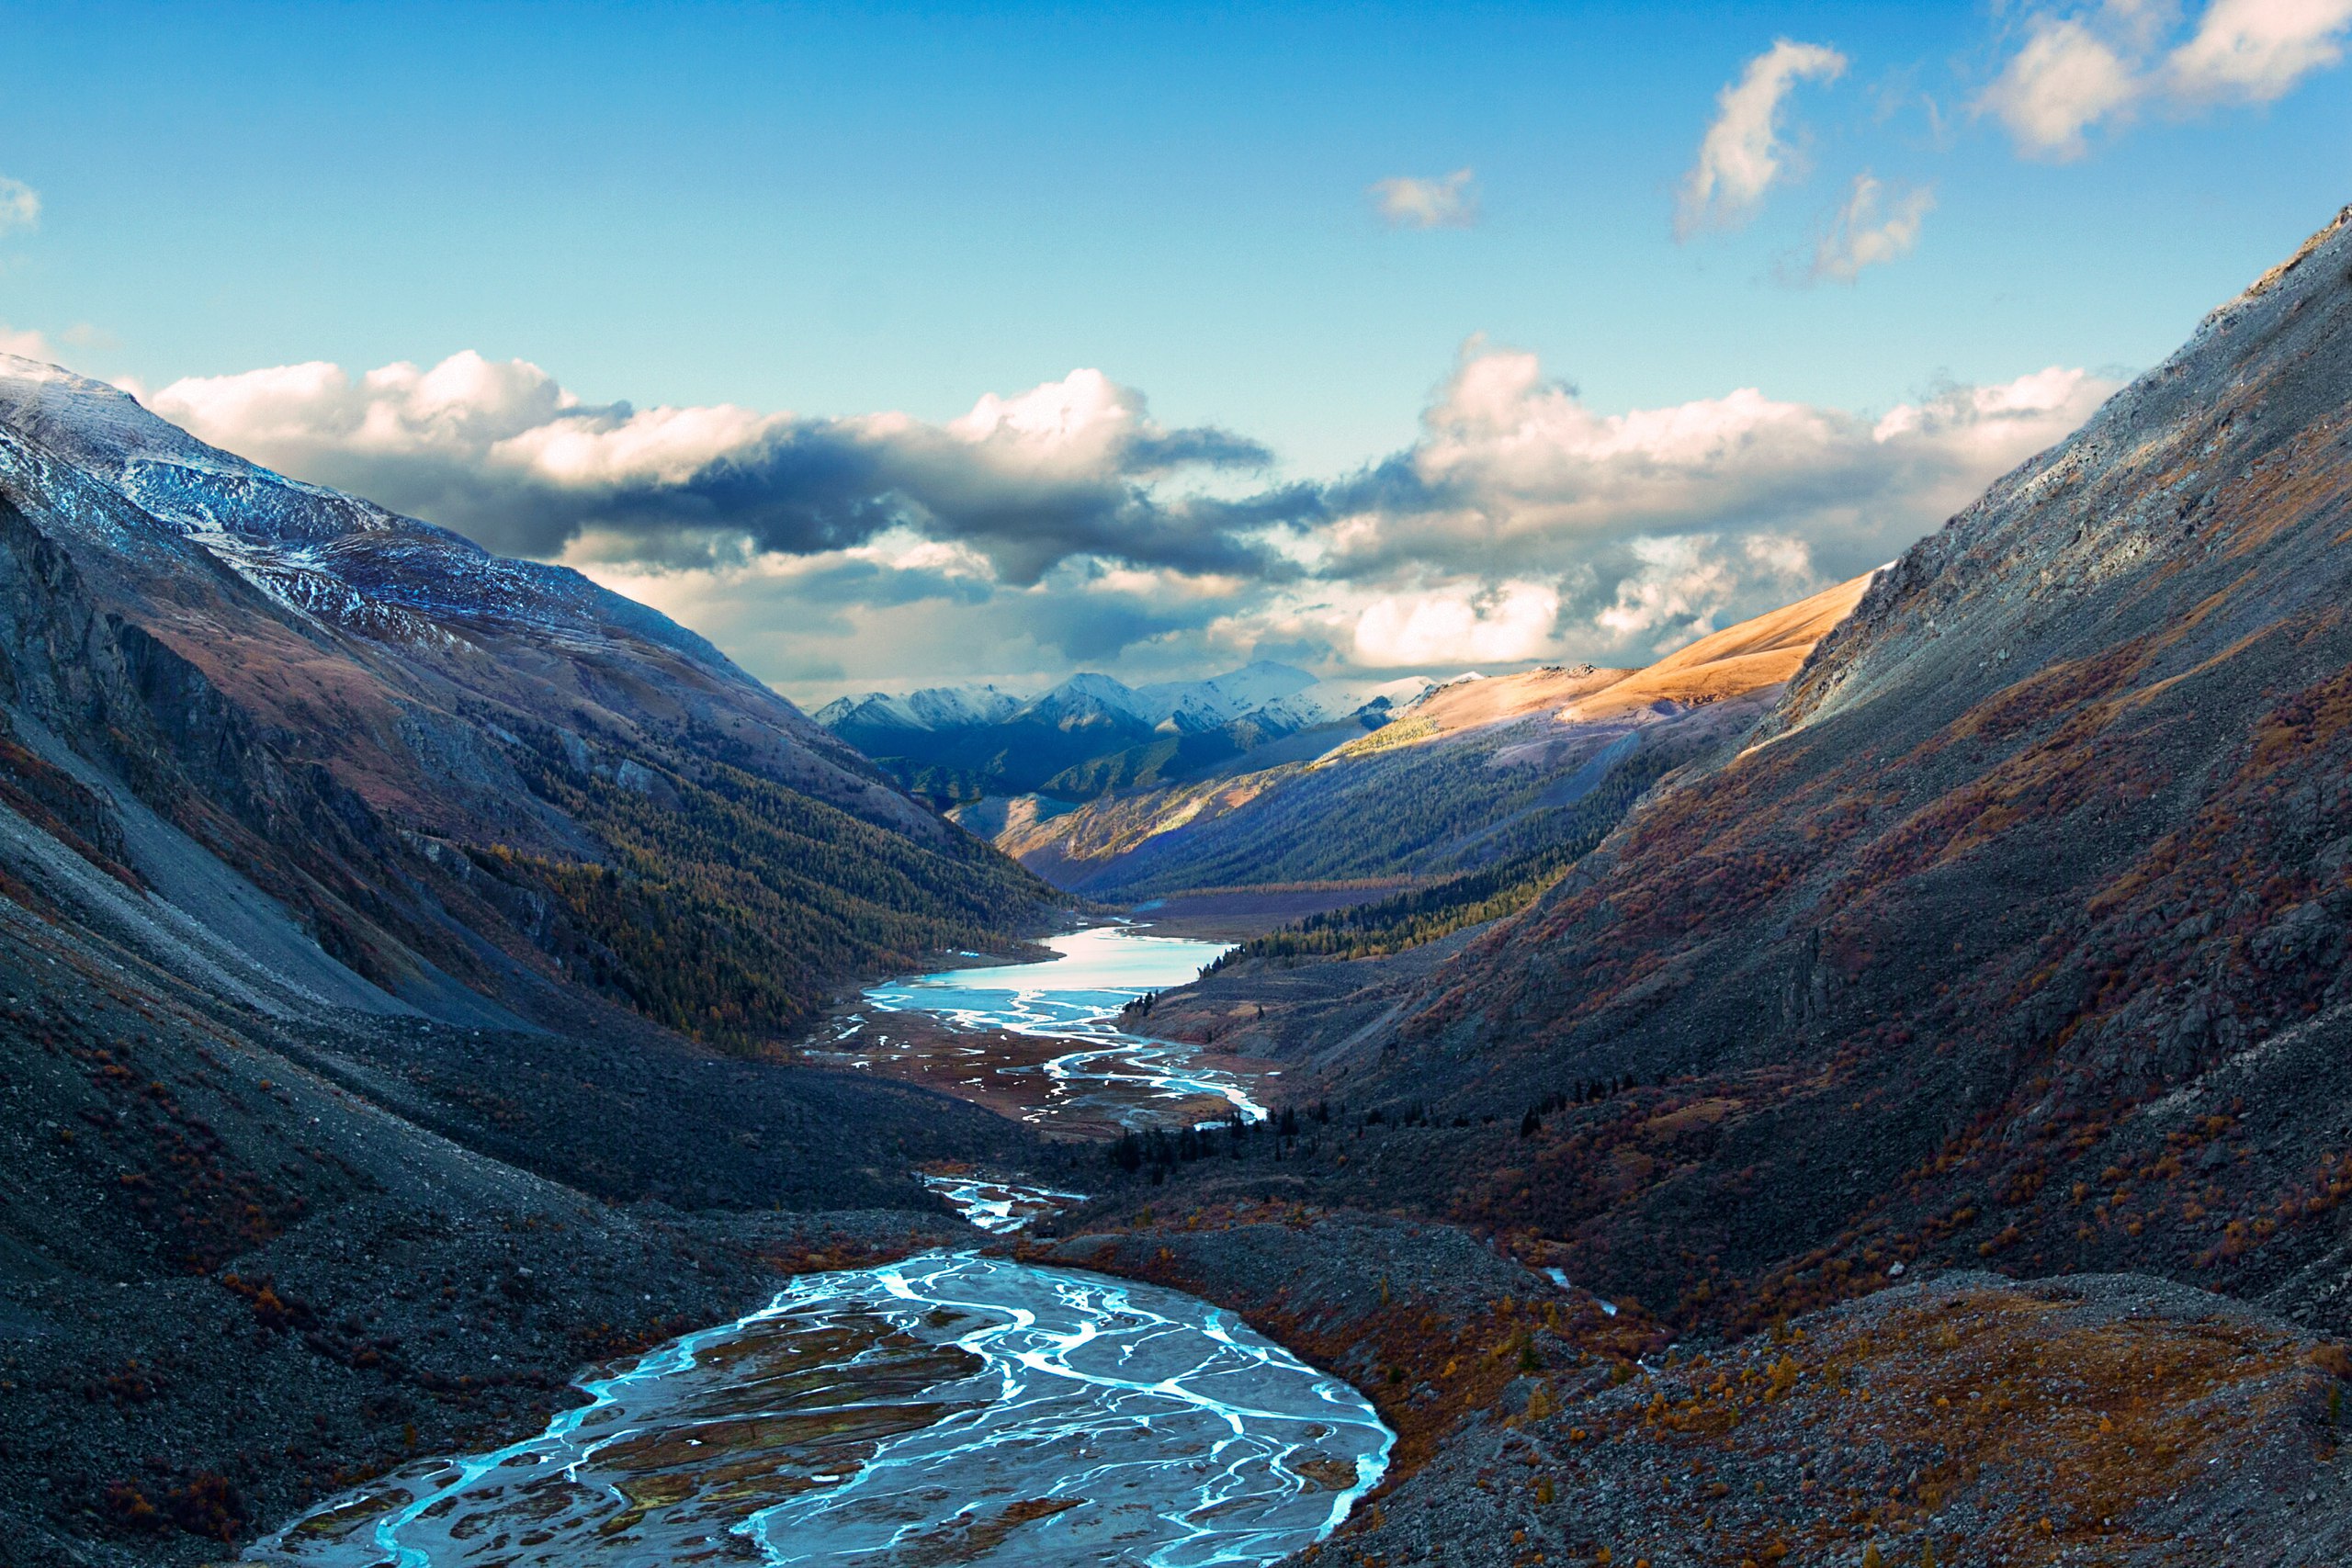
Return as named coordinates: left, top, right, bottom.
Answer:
left=3, top=2, right=2348, bottom=697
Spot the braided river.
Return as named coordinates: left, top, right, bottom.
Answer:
left=249, top=929, right=1390, bottom=1567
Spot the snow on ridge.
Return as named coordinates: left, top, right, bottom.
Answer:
left=0, top=354, right=744, bottom=674
left=816, top=663, right=1437, bottom=740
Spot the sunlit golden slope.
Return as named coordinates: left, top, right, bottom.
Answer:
left=1561, top=572, right=1875, bottom=722
left=1396, top=663, right=1632, bottom=739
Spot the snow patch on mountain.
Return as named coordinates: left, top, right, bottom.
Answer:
left=818, top=662, right=1434, bottom=742
left=814, top=685, right=1025, bottom=732
left=0, top=353, right=745, bottom=674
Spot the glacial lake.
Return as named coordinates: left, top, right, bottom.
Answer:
left=840, top=926, right=1266, bottom=1131
left=249, top=1252, right=1391, bottom=1567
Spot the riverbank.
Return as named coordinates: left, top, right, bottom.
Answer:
left=806, top=1005, right=1268, bottom=1136
left=1027, top=1201, right=2352, bottom=1568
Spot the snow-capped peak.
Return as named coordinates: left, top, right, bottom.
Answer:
left=816, top=685, right=1026, bottom=732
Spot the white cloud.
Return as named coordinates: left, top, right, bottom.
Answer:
left=1676, top=39, right=1849, bottom=238
left=1353, top=581, right=1560, bottom=667
left=2165, top=0, right=2352, bottom=102
left=1981, top=0, right=2352, bottom=158
left=1369, top=168, right=1480, bottom=230
left=1811, top=175, right=1935, bottom=281
left=1596, top=535, right=1814, bottom=643
left=1308, top=344, right=2117, bottom=659
left=0, top=324, right=53, bottom=359
left=1979, top=12, right=2144, bottom=159
left=0, top=176, right=39, bottom=234
left=587, top=345, right=2118, bottom=678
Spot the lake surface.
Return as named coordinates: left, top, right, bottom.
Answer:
left=842, top=926, right=1267, bottom=1131
left=248, top=1252, right=1392, bottom=1567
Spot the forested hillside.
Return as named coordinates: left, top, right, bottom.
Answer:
left=1212, top=741, right=1680, bottom=964
left=0, top=368, right=1058, bottom=1565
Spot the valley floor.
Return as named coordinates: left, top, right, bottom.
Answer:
left=802, top=1003, right=1276, bottom=1137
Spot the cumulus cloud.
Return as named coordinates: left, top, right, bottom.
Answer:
left=0, top=176, right=38, bottom=234
left=1319, top=346, right=2110, bottom=569
left=1810, top=175, right=1935, bottom=281
left=1980, top=0, right=2352, bottom=158
left=1597, top=536, right=1813, bottom=643
left=153, top=353, right=1275, bottom=584
left=140, top=339, right=2116, bottom=691
left=1676, top=39, right=1849, bottom=238
left=1294, top=344, right=2115, bottom=660
left=1369, top=168, right=1480, bottom=230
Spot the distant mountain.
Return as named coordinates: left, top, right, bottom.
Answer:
left=0, top=354, right=1051, bottom=1047
left=813, top=683, right=1026, bottom=735
left=977, top=577, right=1871, bottom=908
left=817, top=660, right=1432, bottom=806
left=1134, top=660, right=1321, bottom=730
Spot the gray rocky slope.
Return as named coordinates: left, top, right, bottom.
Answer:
left=1188, top=207, right=2352, bottom=1337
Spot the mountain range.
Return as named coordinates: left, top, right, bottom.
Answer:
left=0, top=353, right=1071, bottom=1560
left=816, top=662, right=1432, bottom=805
left=970, top=575, right=1871, bottom=919
left=0, top=353, right=1048, bottom=1047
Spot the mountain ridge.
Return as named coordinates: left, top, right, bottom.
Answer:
left=1029, top=213, right=2352, bottom=1566
left=819, top=658, right=1435, bottom=807
left=0, top=366, right=1069, bottom=1565
left=1146, top=204, right=2352, bottom=1347
left=0, top=354, right=1053, bottom=1046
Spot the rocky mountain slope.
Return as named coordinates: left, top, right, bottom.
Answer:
left=0, top=362, right=1070, bottom=1563
left=995, top=215, right=2352, bottom=1568
left=1158, top=208, right=2352, bottom=1352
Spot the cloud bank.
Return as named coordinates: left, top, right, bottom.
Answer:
left=147, top=346, right=2115, bottom=694
left=154, top=355, right=1277, bottom=585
